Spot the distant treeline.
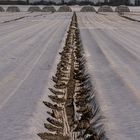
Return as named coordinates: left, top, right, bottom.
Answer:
left=109, top=0, right=140, bottom=6
left=0, top=1, right=27, bottom=5
left=0, top=0, right=140, bottom=6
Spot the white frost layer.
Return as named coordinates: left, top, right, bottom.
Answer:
left=78, top=12, right=140, bottom=140
left=0, top=12, right=72, bottom=140
left=123, top=12, right=140, bottom=21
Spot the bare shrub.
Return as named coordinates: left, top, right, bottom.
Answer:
left=42, top=6, right=56, bottom=12
left=80, top=6, right=96, bottom=12
left=57, top=6, right=72, bottom=12
left=98, top=5, right=113, bottom=12
left=6, top=6, right=20, bottom=12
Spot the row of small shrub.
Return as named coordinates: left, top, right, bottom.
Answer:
left=0, top=5, right=130, bottom=12
left=0, top=6, right=20, bottom=12
left=0, top=6, right=55, bottom=12
left=0, top=6, right=71, bottom=12
left=81, top=5, right=130, bottom=12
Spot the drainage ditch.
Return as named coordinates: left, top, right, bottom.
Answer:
left=38, top=12, right=106, bottom=140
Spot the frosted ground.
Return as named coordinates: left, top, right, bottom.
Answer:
left=0, top=6, right=140, bottom=140
left=0, top=12, right=73, bottom=140
left=77, top=12, right=140, bottom=140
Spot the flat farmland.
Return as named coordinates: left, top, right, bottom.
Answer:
left=0, top=10, right=140, bottom=140
left=77, top=12, right=140, bottom=140
left=0, top=12, right=72, bottom=140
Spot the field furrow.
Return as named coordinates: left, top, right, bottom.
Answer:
left=0, top=12, right=72, bottom=140
left=77, top=12, right=140, bottom=140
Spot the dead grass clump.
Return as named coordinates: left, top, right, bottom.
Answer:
left=0, top=7, right=4, bottom=12
left=115, top=5, right=130, bottom=12
left=28, top=6, right=42, bottom=12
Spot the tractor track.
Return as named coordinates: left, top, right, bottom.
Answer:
left=38, top=12, right=106, bottom=140
left=122, top=15, right=140, bottom=22
left=2, top=12, right=49, bottom=23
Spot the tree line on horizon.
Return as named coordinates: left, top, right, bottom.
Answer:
left=0, top=0, right=140, bottom=6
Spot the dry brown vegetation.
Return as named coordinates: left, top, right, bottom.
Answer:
left=38, top=12, right=106, bottom=140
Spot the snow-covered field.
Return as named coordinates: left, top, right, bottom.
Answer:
left=0, top=12, right=72, bottom=140
left=0, top=10, right=140, bottom=140
left=123, top=12, right=140, bottom=21
left=77, top=12, right=140, bottom=140
left=0, top=12, right=48, bottom=23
